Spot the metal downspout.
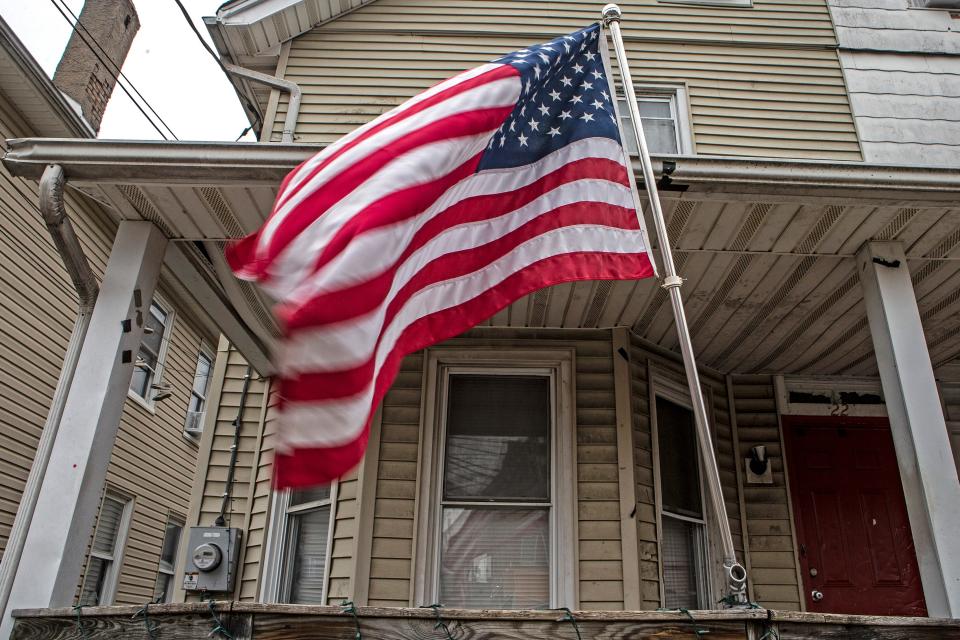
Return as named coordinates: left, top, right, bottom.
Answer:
left=0, top=164, right=99, bottom=624
left=223, top=64, right=301, bottom=143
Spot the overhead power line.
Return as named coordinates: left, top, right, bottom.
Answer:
left=170, top=0, right=264, bottom=137
left=48, top=0, right=177, bottom=140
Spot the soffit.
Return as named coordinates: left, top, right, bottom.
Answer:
left=5, top=138, right=960, bottom=378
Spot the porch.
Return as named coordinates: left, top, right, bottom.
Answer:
left=10, top=603, right=960, bottom=640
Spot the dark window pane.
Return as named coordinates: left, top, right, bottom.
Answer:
left=159, top=521, right=182, bottom=566
left=443, top=375, right=550, bottom=501
left=440, top=507, right=549, bottom=609
left=656, top=397, right=703, bottom=518
left=291, top=485, right=331, bottom=506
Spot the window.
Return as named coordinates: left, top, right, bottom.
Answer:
left=618, top=86, right=693, bottom=155
left=184, top=349, right=214, bottom=435
left=440, top=375, right=552, bottom=609
left=262, top=485, right=336, bottom=603
left=655, top=396, right=710, bottom=608
left=129, top=301, right=173, bottom=403
left=154, top=515, right=184, bottom=602
left=414, top=350, right=577, bottom=610
left=79, top=491, right=132, bottom=606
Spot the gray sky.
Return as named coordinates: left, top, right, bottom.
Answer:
left=0, top=0, right=255, bottom=141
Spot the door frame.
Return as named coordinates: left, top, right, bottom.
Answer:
left=781, top=414, right=925, bottom=615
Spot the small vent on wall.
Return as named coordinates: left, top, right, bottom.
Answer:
left=117, top=185, right=174, bottom=237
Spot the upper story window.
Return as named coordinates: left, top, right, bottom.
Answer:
left=655, top=395, right=710, bottom=608
left=129, top=300, right=173, bottom=404
left=262, top=484, right=337, bottom=604
left=154, top=514, right=185, bottom=602
left=415, top=350, right=577, bottom=610
left=659, top=0, right=752, bottom=7
left=80, top=491, right=133, bottom=606
left=619, top=85, right=694, bottom=156
left=184, top=348, right=214, bottom=435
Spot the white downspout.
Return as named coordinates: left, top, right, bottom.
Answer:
left=0, top=164, right=99, bottom=626
left=223, top=64, right=301, bottom=143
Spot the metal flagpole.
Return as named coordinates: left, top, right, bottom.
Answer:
left=601, top=3, right=749, bottom=605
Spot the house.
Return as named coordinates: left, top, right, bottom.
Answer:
left=4, top=0, right=960, bottom=638
left=0, top=1, right=222, bottom=632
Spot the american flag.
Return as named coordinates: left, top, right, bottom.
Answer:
left=227, top=23, right=655, bottom=488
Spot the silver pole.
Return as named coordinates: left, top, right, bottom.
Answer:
left=601, top=3, right=748, bottom=604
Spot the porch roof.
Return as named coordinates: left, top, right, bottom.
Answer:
left=4, top=137, right=960, bottom=378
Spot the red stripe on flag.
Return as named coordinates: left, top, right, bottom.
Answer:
left=273, top=249, right=654, bottom=487
left=297, top=156, right=631, bottom=286
left=273, top=64, right=519, bottom=213
left=252, top=106, right=516, bottom=280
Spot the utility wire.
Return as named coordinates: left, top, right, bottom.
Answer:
left=51, top=0, right=179, bottom=140
left=47, top=0, right=174, bottom=140
left=170, top=0, right=264, bottom=136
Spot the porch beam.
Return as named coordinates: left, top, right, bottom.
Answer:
left=1, top=221, right=168, bottom=634
left=857, top=240, right=960, bottom=618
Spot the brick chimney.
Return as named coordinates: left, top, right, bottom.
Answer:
left=53, top=0, right=140, bottom=133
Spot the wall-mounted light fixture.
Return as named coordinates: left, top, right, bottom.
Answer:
left=745, top=445, right=773, bottom=484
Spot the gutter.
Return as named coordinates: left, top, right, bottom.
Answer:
left=0, top=165, right=98, bottom=627
left=4, top=138, right=960, bottom=194
left=223, top=64, right=301, bottom=143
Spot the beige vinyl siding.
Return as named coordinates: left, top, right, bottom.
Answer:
left=0, top=87, right=211, bottom=606
left=189, top=344, right=361, bottom=604
left=730, top=374, right=803, bottom=610
left=366, top=352, right=423, bottom=607
left=359, top=329, right=626, bottom=608
left=271, top=0, right=860, bottom=160
left=629, top=335, right=745, bottom=607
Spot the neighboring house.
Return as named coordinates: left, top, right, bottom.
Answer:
left=0, top=3, right=217, bottom=617
left=4, top=0, right=960, bottom=637
left=828, top=0, right=960, bottom=165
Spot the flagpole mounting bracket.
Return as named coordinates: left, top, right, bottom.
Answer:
left=661, top=275, right=684, bottom=289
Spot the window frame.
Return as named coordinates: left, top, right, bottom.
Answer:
left=619, top=84, right=694, bottom=156
left=649, top=368, right=719, bottom=609
left=413, top=348, right=578, bottom=609
left=260, top=483, right=339, bottom=604
left=184, top=344, right=215, bottom=436
left=127, top=297, right=175, bottom=410
left=154, top=513, right=185, bottom=602
left=658, top=0, right=752, bottom=9
left=80, top=489, right=134, bottom=606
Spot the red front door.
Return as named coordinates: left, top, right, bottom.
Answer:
left=783, top=416, right=926, bottom=616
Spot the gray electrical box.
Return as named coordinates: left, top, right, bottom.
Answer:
left=182, top=527, right=242, bottom=593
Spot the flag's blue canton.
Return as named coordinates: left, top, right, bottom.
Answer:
left=478, top=23, right=620, bottom=172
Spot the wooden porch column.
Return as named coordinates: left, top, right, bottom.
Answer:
left=1, top=222, right=167, bottom=634
left=857, top=240, right=960, bottom=618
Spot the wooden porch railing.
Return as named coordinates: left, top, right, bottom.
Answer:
left=10, top=603, right=960, bottom=640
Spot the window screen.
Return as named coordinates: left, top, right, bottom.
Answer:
left=280, top=486, right=333, bottom=604
left=80, top=494, right=128, bottom=606
left=656, top=397, right=703, bottom=519
left=439, top=374, right=552, bottom=609
left=655, top=396, right=708, bottom=608
left=154, top=516, right=184, bottom=602
left=130, top=303, right=169, bottom=400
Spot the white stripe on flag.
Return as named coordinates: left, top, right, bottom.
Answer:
left=279, top=224, right=648, bottom=449
left=284, top=137, right=630, bottom=305
left=257, top=75, right=520, bottom=253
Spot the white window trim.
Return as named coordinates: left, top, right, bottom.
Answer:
left=83, top=490, right=134, bottom=606
left=648, top=367, right=720, bottom=608
left=659, top=0, right=752, bottom=8
left=260, top=482, right=339, bottom=604
left=413, top=347, right=578, bottom=609
left=155, top=513, right=185, bottom=602
left=621, top=83, right=695, bottom=156
left=184, top=343, right=216, bottom=437
left=775, top=375, right=887, bottom=417
left=127, top=296, right=175, bottom=411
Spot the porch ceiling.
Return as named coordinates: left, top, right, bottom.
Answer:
left=4, top=138, right=960, bottom=377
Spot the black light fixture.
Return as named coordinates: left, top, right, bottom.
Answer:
left=749, top=445, right=769, bottom=476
